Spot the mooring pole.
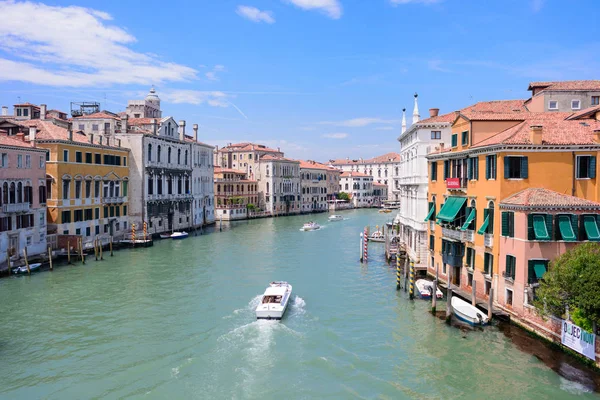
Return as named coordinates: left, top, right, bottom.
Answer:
left=403, top=257, right=408, bottom=292
left=432, top=279, right=437, bottom=313
left=110, top=236, right=114, bottom=256
left=396, top=253, right=401, bottom=290
left=67, top=240, right=71, bottom=264
left=359, top=232, right=364, bottom=262
left=23, top=248, right=30, bottom=275
left=446, top=266, right=453, bottom=323
left=48, top=246, right=53, bottom=271
left=488, top=288, right=494, bottom=322
left=409, top=260, right=415, bottom=300
left=472, top=280, right=477, bottom=307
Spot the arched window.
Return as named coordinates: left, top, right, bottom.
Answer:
left=178, top=149, right=181, bottom=164
left=157, top=145, right=161, bottom=162
left=9, top=182, right=16, bottom=203
left=148, top=143, right=152, bottom=161
left=395, top=167, right=399, bottom=176
left=109, top=181, right=115, bottom=197
left=487, top=201, right=495, bottom=232
left=2, top=182, right=7, bottom=205
left=17, top=182, right=22, bottom=203
left=168, top=147, right=172, bottom=163
left=185, top=150, right=188, bottom=165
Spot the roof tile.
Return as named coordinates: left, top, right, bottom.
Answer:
left=500, top=188, right=600, bottom=209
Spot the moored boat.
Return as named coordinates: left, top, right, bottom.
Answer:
left=159, top=233, right=172, bottom=239
left=451, top=296, right=489, bottom=325
left=368, top=230, right=384, bottom=242
left=302, top=222, right=320, bottom=231
left=328, top=215, right=343, bottom=221
left=255, top=281, right=293, bottom=320
left=378, top=209, right=392, bottom=214
left=415, top=279, right=443, bottom=299
left=170, top=231, right=189, bottom=240
left=12, top=263, right=42, bottom=275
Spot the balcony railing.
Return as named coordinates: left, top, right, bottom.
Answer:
left=102, top=196, right=126, bottom=204
left=465, top=230, right=474, bottom=242
left=484, top=233, right=493, bottom=247
left=445, top=177, right=468, bottom=190
left=429, top=221, right=436, bottom=232
left=442, top=226, right=467, bottom=241
left=2, top=202, right=30, bottom=213
left=502, top=271, right=515, bottom=282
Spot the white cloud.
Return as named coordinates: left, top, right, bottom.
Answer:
left=0, top=1, right=197, bottom=87
left=375, top=126, right=394, bottom=131
left=428, top=59, right=450, bottom=72
left=236, top=5, right=275, bottom=23
left=285, top=0, right=342, bottom=19
left=163, top=90, right=230, bottom=107
left=322, top=133, right=348, bottom=139
left=390, top=0, right=443, bottom=4
left=205, top=65, right=226, bottom=81
left=320, top=118, right=399, bottom=127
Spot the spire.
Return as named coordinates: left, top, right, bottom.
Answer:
left=412, top=93, right=420, bottom=124
left=401, top=108, right=407, bottom=134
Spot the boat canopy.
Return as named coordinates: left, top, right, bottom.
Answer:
left=557, top=215, right=576, bottom=241
left=436, top=197, right=466, bottom=223
left=477, top=215, right=489, bottom=235
left=264, top=286, right=287, bottom=296
left=532, top=215, right=550, bottom=240
left=461, top=208, right=476, bottom=231
left=583, top=215, right=600, bottom=241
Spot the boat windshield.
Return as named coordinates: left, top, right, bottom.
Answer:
left=262, top=295, right=282, bottom=304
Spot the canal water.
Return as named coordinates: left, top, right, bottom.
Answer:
left=0, top=209, right=599, bottom=399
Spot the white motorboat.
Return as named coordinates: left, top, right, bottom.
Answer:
left=328, top=215, right=343, bottom=221
left=170, top=231, right=189, bottom=240
left=160, top=233, right=172, bottom=239
left=415, top=279, right=443, bottom=299
left=12, top=263, right=42, bottom=274
left=451, top=296, right=489, bottom=325
left=256, top=281, right=293, bottom=320
left=368, top=230, right=385, bottom=242
left=302, top=222, right=320, bottom=231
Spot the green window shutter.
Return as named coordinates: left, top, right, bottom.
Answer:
left=501, top=211, right=509, bottom=236
left=466, top=248, right=472, bottom=265
left=532, top=214, right=550, bottom=240
left=452, top=134, right=458, bottom=147
left=484, top=253, right=489, bottom=274
left=477, top=211, right=489, bottom=235
left=521, top=157, right=529, bottom=179
left=527, top=214, right=534, bottom=240
left=504, top=157, right=510, bottom=179
left=557, top=215, right=577, bottom=241
left=509, top=212, right=515, bottom=237
left=527, top=260, right=535, bottom=284
left=545, top=214, right=553, bottom=240
left=485, top=156, right=490, bottom=179
left=571, top=214, right=579, bottom=241
left=474, top=157, right=479, bottom=180
left=583, top=215, right=600, bottom=240
left=443, top=160, right=449, bottom=179
left=462, top=131, right=468, bottom=145
left=488, top=208, right=494, bottom=233
left=467, top=159, right=472, bottom=180
left=590, top=156, right=597, bottom=179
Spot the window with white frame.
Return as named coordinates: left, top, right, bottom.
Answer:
left=25, top=155, right=31, bottom=168
left=17, top=154, right=23, bottom=168
left=548, top=100, right=558, bottom=110
left=1, top=153, right=7, bottom=168
left=571, top=99, right=581, bottom=110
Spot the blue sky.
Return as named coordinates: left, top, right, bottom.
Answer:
left=1, top=0, right=599, bottom=161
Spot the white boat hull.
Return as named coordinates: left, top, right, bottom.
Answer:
left=451, top=296, right=489, bottom=325
left=256, top=282, right=293, bottom=320
left=13, top=263, right=42, bottom=274
left=415, top=279, right=443, bottom=299
left=171, top=232, right=188, bottom=240
left=328, top=215, right=343, bottom=221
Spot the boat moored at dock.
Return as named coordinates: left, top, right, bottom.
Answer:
left=451, top=296, right=489, bottom=325
left=368, top=230, right=384, bottom=242
left=12, top=263, right=42, bottom=275
left=255, top=281, right=293, bottom=320
left=170, top=232, right=189, bottom=240
left=415, top=279, right=443, bottom=299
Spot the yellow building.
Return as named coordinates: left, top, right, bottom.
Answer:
left=425, top=102, right=600, bottom=303
left=18, top=119, right=130, bottom=242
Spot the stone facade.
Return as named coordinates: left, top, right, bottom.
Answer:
left=214, top=168, right=257, bottom=221
left=339, top=171, right=374, bottom=208
left=256, top=155, right=301, bottom=215
left=299, top=160, right=340, bottom=213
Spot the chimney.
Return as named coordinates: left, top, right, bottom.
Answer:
left=530, top=125, right=543, bottom=145
left=151, top=119, right=157, bottom=135
left=595, top=111, right=600, bottom=121
left=121, top=114, right=128, bottom=133
left=277, top=147, right=280, bottom=152
left=40, top=104, right=47, bottom=120
left=68, top=122, right=73, bottom=141
left=16, top=132, right=25, bottom=142
left=1, top=106, right=7, bottom=116
left=89, top=133, right=94, bottom=144
left=193, top=124, right=198, bottom=142
left=28, top=126, right=36, bottom=142
left=429, top=108, right=439, bottom=118
left=440, top=143, right=444, bottom=149
left=179, top=120, right=186, bottom=141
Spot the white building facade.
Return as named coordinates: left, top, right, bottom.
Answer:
left=340, top=172, right=374, bottom=208
left=299, top=160, right=340, bottom=213
left=188, top=124, right=215, bottom=227
left=256, top=155, right=301, bottom=215
left=396, top=95, right=453, bottom=269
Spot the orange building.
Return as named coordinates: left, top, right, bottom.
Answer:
left=214, top=167, right=258, bottom=220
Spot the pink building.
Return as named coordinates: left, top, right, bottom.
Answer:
left=0, top=132, right=48, bottom=266
left=497, top=188, right=600, bottom=357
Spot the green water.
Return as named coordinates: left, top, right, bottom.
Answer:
left=0, top=209, right=598, bottom=399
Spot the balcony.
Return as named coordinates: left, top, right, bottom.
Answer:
left=502, top=271, right=515, bottom=283
left=102, top=196, right=126, bottom=204
left=442, top=226, right=467, bottom=241
left=465, top=230, right=474, bottom=242
left=429, top=221, right=436, bottom=232
left=2, top=202, right=30, bottom=213
left=484, top=233, right=493, bottom=247
left=445, top=177, right=468, bottom=191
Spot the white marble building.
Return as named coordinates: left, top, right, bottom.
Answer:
left=396, top=94, right=453, bottom=269
left=339, top=171, right=374, bottom=208
left=299, top=160, right=340, bottom=213
left=256, top=155, right=301, bottom=215
left=187, top=124, right=215, bottom=227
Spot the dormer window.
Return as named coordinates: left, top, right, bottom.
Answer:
left=548, top=100, right=558, bottom=110
left=571, top=99, right=581, bottom=110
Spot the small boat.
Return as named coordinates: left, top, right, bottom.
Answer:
left=302, top=222, right=320, bottom=231
left=368, top=230, right=385, bottom=242
left=256, top=281, right=293, bottom=320
left=378, top=209, right=392, bottom=214
left=159, top=233, right=172, bottom=239
left=328, top=215, right=343, bottom=221
left=451, top=296, right=489, bottom=325
left=12, top=263, right=42, bottom=274
left=415, top=279, right=443, bottom=299
left=170, top=231, right=188, bottom=240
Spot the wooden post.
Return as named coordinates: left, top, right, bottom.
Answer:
left=488, top=288, right=493, bottom=322
left=7, top=252, right=11, bottom=275
left=79, top=238, right=85, bottom=264
left=403, top=257, right=409, bottom=292
left=23, top=248, right=30, bottom=275
left=409, top=261, right=415, bottom=300
left=48, top=247, right=53, bottom=270
left=432, top=279, right=437, bottom=313
left=446, top=265, right=453, bottom=322
left=94, top=239, right=99, bottom=261
left=67, top=240, right=72, bottom=264
left=99, top=238, right=103, bottom=260
left=110, top=236, right=114, bottom=256
left=472, top=280, right=477, bottom=307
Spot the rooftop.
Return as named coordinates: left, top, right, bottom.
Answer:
left=72, top=111, right=120, bottom=120
left=340, top=171, right=371, bottom=178
left=16, top=119, right=125, bottom=149
left=415, top=111, right=456, bottom=125
left=298, top=159, right=339, bottom=171
left=260, top=154, right=298, bottom=162
left=500, top=188, right=600, bottom=210
left=528, top=80, right=600, bottom=92
left=330, top=152, right=401, bottom=165
left=0, top=133, right=37, bottom=149
left=214, top=167, right=247, bottom=175
left=219, top=142, right=282, bottom=154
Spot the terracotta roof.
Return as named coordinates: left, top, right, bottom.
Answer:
left=500, top=188, right=600, bottom=210
left=128, top=118, right=157, bottom=125
left=298, top=159, right=339, bottom=171
left=528, top=80, right=600, bottom=92
left=330, top=152, right=401, bottom=165
left=416, top=111, right=456, bottom=125
left=72, top=112, right=120, bottom=120
left=461, top=99, right=529, bottom=114
left=373, top=182, right=387, bottom=187
left=17, top=119, right=124, bottom=149
left=219, top=142, right=282, bottom=154
left=340, top=171, right=371, bottom=178
left=473, top=113, right=600, bottom=147
left=13, top=102, right=39, bottom=108
left=0, top=133, right=37, bottom=149
left=260, top=154, right=298, bottom=162
left=566, top=105, right=600, bottom=120
left=214, top=167, right=246, bottom=175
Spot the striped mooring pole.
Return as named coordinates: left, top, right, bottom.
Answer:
left=363, top=226, right=368, bottom=262
left=396, top=253, right=401, bottom=290
left=131, top=223, right=136, bottom=244
left=143, top=221, right=148, bottom=241
left=409, top=260, right=415, bottom=300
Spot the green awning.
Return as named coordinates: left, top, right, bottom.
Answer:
left=477, top=215, right=489, bottom=235
left=533, top=262, right=547, bottom=279
left=461, top=209, right=476, bottom=231
left=424, top=205, right=435, bottom=222
left=436, top=197, right=467, bottom=222
left=584, top=215, right=600, bottom=240
left=532, top=215, right=550, bottom=240
left=558, top=215, right=576, bottom=241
